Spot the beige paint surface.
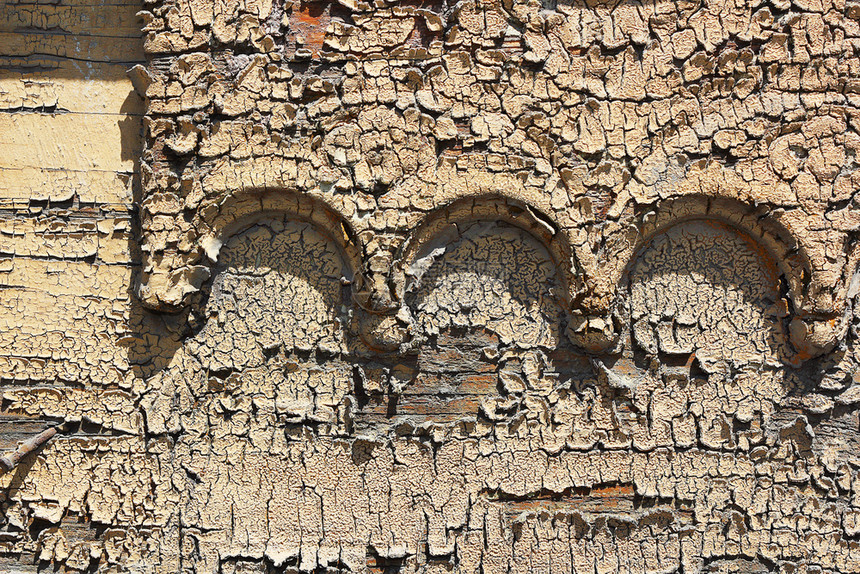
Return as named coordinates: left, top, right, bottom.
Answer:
left=2, top=0, right=860, bottom=572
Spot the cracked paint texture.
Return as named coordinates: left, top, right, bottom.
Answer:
left=3, top=0, right=860, bottom=572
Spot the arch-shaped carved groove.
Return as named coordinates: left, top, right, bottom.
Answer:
left=141, top=213, right=357, bottom=438
left=391, top=195, right=611, bottom=351
left=605, top=195, right=844, bottom=360
left=136, top=188, right=366, bottom=312
left=625, top=217, right=789, bottom=368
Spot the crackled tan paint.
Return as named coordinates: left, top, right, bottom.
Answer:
left=3, top=0, right=860, bottom=572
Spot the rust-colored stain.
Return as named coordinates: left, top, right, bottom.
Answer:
left=289, top=1, right=330, bottom=58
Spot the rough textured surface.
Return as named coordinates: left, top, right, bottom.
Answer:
left=3, top=0, right=860, bottom=572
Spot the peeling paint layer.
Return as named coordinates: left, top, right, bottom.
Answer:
left=3, top=0, right=860, bottom=572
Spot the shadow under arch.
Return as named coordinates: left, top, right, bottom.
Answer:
left=607, top=195, right=839, bottom=360
left=621, top=196, right=805, bottom=302
left=137, top=187, right=369, bottom=312
left=128, top=189, right=369, bottom=390
left=180, top=190, right=386, bottom=361
left=394, top=195, right=581, bottom=311
left=622, top=215, right=789, bottom=368
left=199, top=188, right=365, bottom=285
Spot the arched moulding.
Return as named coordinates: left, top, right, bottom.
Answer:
left=397, top=196, right=578, bottom=300
left=136, top=188, right=366, bottom=313
left=625, top=218, right=788, bottom=370
left=192, top=188, right=418, bottom=354
left=393, top=195, right=613, bottom=350
left=606, top=195, right=846, bottom=360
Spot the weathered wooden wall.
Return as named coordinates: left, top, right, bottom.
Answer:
left=0, top=0, right=147, bottom=571
left=3, top=0, right=860, bottom=572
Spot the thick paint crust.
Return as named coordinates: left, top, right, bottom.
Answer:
left=3, top=0, right=860, bottom=572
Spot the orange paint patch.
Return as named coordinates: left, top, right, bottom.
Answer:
left=289, top=2, right=330, bottom=58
